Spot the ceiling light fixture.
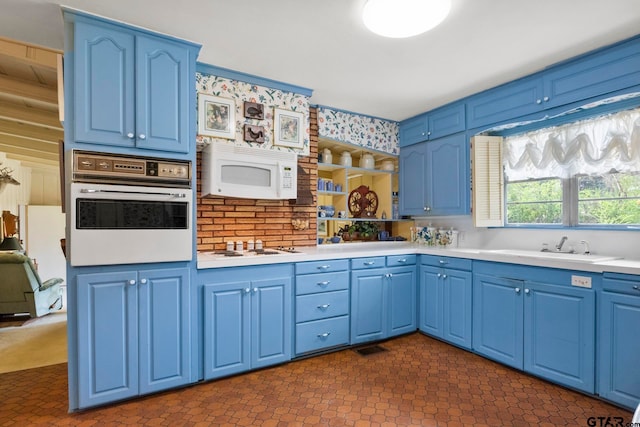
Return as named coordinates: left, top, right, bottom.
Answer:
left=362, top=0, right=452, bottom=38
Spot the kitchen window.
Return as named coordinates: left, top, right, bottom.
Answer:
left=503, top=107, right=640, bottom=228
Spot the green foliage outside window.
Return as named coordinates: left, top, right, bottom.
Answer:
left=506, top=172, right=640, bottom=226
left=506, top=179, right=562, bottom=224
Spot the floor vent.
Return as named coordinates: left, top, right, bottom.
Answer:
left=355, top=345, right=387, bottom=356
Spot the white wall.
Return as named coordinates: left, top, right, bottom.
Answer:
left=19, top=205, right=66, bottom=284
left=415, top=215, right=639, bottom=259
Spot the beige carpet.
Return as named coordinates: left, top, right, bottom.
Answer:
left=0, top=310, right=67, bottom=373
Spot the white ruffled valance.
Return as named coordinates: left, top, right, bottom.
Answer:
left=504, top=108, right=640, bottom=181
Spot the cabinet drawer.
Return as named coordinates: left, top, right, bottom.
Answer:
left=603, top=275, right=640, bottom=296
left=421, top=255, right=472, bottom=270
left=295, top=271, right=349, bottom=295
left=295, top=316, right=350, bottom=355
left=296, top=290, right=349, bottom=322
left=351, top=256, right=386, bottom=270
left=387, top=255, right=417, bottom=266
left=296, top=259, right=349, bottom=275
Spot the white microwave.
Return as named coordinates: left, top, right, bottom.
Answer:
left=201, top=141, right=298, bottom=200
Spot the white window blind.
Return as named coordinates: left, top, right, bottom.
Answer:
left=472, top=135, right=504, bottom=227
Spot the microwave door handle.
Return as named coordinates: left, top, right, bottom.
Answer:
left=79, top=189, right=187, bottom=198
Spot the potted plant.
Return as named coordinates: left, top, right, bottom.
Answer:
left=338, top=223, right=358, bottom=241
left=356, top=221, right=379, bottom=240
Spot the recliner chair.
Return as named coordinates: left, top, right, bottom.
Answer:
left=0, top=252, right=63, bottom=317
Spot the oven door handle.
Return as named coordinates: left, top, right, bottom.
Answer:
left=79, top=189, right=187, bottom=198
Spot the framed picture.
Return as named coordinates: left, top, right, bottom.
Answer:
left=273, top=108, right=304, bottom=149
left=243, top=124, right=265, bottom=143
left=198, top=94, right=236, bottom=139
left=243, top=101, right=264, bottom=119
left=317, top=219, right=328, bottom=237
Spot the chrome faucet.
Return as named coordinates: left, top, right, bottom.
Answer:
left=555, top=236, right=568, bottom=252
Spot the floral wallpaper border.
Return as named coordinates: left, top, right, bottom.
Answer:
left=196, top=72, right=310, bottom=155
left=317, top=107, right=399, bottom=155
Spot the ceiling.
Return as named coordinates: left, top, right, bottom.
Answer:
left=0, top=0, right=639, bottom=168
left=0, top=36, right=62, bottom=168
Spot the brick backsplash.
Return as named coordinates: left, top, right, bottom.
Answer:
left=196, top=108, right=319, bottom=251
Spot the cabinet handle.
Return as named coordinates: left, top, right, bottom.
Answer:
left=524, top=288, right=530, bottom=294
left=437, top=273, right=442, bottom=278
left=317, top=281, right=330, bottom=286
left=543, top=96, right=549, bottom=102
left=138, top=133, right=146, bottom=140
left=244, top=288, right=251, bottom=294
left=515, top=287, right=521, bottom=293
left=536, top=99, right=542, bottom=104
left=317, top=304, right=330, bottom=309
left=423, top=206, right=431, bottom=212
left=633, top=285, right=639, bottom=291
left=253, top=287, right=258, bottom=293
left=139, top=278, right=147, bottom=285
left=384, top=273, right=392, bottom=278
left=442, top=274, right=447, bottom=279
left=439, top=259, right=448, bottom=264
left=397, top=258, right=407, bottom=263
left=127, top=132, right=135, bottom=139
left=363, top=261, right=375, bottom=266
left=317, top=332, right=331, bottom=338
left=317, top=265, right=330, bottom=270
left=128, top=279, right=136, bottom=286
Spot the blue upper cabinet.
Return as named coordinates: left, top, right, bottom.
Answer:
left=399, top=132, right=469, bottom=216
left=400, top=102, right=465, bottom=147
left=68, top=11, right=200, bottom=154
left=467, top=36, right=640, bottom=130
left=466, top=76, right=545, bottom=130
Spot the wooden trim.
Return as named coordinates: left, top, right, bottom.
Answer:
left=0, top=99, right=62, bottom=130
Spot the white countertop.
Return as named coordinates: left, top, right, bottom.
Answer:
left=197, top=241, right=640, bottom=275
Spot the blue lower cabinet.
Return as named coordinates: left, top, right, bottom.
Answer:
left=524, top=282, right=594, bottom=393
left=77, top=267, right=190, bottom=408
left=419, top=263, right=472, bottom=349
left=351, top=269, right=387, bottom=344
left=351, top=258, right=417, bottom=345
left=295, top=316, right=350, bottom=354
left=473, top=268, right=595, bottom=394
left=203, top=277, right=291, bottom=379
left=599, top=274, right=640, bottom=409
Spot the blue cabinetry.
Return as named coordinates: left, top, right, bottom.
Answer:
left=400, top=102, right=465, bottom=147
left=399, top=132, right=469, bottom=216
left=351, top=256, right=417, bottom=344
left=466, top=36, right=640, bottom=130
left=203, top=274, right=291, bottom=380
left=598, top=273, right=640, bottom=410
left=77, top=267, right=190, bottom=408
left=473, top=264, right=595, bottom=393
left=419, top=256, right=472, bottom=349
left=67, top=11, right=200, bottom=154
left=294, top=260, right=350, bottom=355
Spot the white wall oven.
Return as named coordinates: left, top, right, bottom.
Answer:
left=69, top=150, right=192, bottom=266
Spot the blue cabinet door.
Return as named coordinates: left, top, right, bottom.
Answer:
left=466, top=76, right=545, bottom=129
left=351, top=269, right=386, bottom=344
left=426, top=133, right=469, bottom=215
left=77, top=271, right=138, bottom=408
left=399, top=114, right=429, bottom=147
left=524, top=282, right=595, bottom=393
left=135, top=36, right=190, bottom=153
left=428, top=103, right=466, bottom=140
left=419, top=265, right=442, bottom=338
left=473, top=274, right=524, bottom=369
left=399, top=143, right=428, bottom=216
left=388, top=266, right=417, bottom=337
left=138, top=268, right=190, bottom=394
left=252, top=277, right=292, bottom=369
left=599, top=291, right=640, bottom=409
left=203, top=281, right=251, bottom=379
left=74, top=21, right=135, bottom=148
left=543, top=37, right=640, bottom=110
left=442, top=268, right=472, bottom=349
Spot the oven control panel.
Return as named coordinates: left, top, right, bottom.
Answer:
left=72, top=150, right=191, bottom=187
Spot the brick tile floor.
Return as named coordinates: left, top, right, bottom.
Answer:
left=0, top=333, right=632, bottom=426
